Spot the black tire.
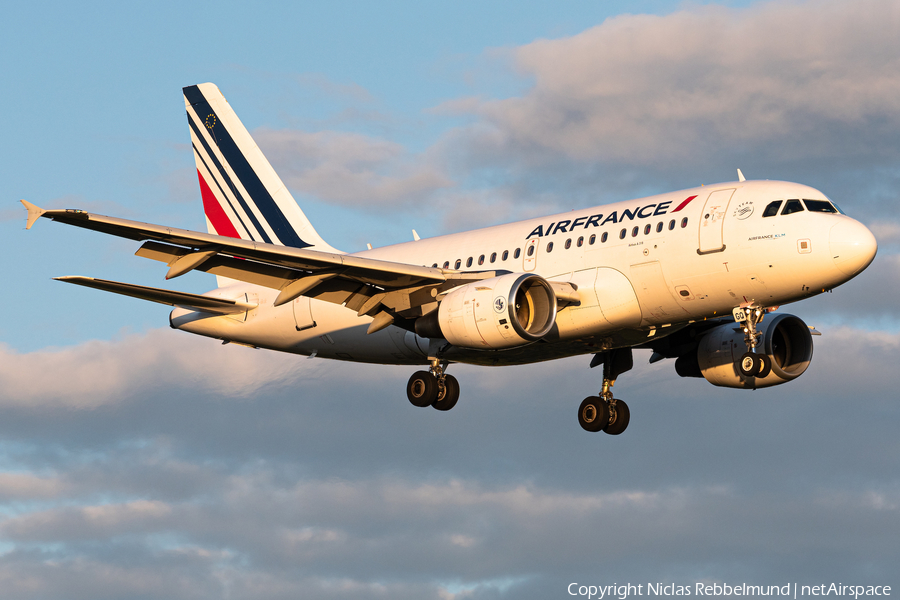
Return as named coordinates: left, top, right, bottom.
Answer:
left=578, top=396, right=610, bottom=433
left=738, top=352, right=760, bottom=377
left=432, top=374, right=460, bottom=411
left=407, top=371, right=437, bottom=407
left=757, top=354, right=772, bottom=378
left=605, top=399, right=630, bottom=435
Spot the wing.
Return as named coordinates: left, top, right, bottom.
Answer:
left=55, top=276, right=257, bottom=315
left=22, top=201, right=506, bottom=327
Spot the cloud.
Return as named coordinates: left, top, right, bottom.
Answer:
left=0, top=473, right=68, bottom=501
left=869, top=220, right=900, bottom=245
left=418, top=0, right=900, bottom=212
left=256, top=128, right=453, bottom=210
left=787, top=251, right=900, bottom=327
left=455, top=0, right=900, bottom=165
left=227, top=0, right=900, bottom=234
left=0, top=329, right=317, bottom=409
left=2, top=500, right=173, bottom=542
left=0, top=323, right=898, bottom=598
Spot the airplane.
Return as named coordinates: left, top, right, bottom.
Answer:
left=21, top=83, right=878, bottom=435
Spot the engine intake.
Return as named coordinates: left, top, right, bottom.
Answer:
left=691, top=313, right=814, bottom=389
left=415, top=273, right=557, bottom=349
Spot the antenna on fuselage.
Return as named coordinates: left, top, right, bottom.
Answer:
left=737, top=168, right=746, bottom=182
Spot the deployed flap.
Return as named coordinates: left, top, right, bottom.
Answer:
left=55, top=276, right=256, bottom=315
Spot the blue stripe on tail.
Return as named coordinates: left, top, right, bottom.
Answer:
left=183, top=85, right=311, bottom=249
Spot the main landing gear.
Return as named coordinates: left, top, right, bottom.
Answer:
left=733, top=304, right=772, bottom=378
left=579, top=348, right=633, bottom=435
left=406, top=359, right=460, bottom=411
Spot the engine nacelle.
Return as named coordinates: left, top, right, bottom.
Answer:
left=691, top=313, right=814, bottom=389
left=415, top=273, right=557, bottom=349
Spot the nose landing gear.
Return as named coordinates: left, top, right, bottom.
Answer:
left=406, top=359, right=460, bottom=411
left=733, top=304, right=773, bottom=378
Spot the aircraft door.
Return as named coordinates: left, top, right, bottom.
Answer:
left=523, top=238, right=539, bottom=272
left=698, top=188, right=735, bottom=254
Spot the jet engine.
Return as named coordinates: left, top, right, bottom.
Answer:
left=677, top=313, right=814, bottom=389
left=415, top=273, right=557, bottom=349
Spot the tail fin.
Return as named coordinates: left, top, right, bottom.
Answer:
left=183, top=83, right=339, bottom=254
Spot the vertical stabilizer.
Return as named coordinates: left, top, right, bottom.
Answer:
left=183, top=83, right=340, bottom=257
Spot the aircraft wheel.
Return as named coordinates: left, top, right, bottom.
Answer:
left=757, top=354, right=772, bottom=378
left=407, top=371, right=438, bottom=407
left=605, top=400, right=630, bottom=435
left=578, top=396, right=609, bottom=433
left=738, top=352, right=760, bottom=377
left=432, top=374, right=460, bottom=411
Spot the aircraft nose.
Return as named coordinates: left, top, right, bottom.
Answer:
left=829, top=218, right=877, bottom=276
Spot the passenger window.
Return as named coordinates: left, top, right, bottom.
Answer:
left=619, top=229, right=627, bottom=239
left=514, top=248, right=521, bottom=259
left=644, top=224, right=651, bottom=235
left=601, top=232, right=608, bottom=243
left=527, top=245, right=535, bottom=257
left=656, top=222, right=663, bottom=233
left=502, top=250, right=509, bottom=261
left=577, top=236, right=584, bottom=247
left=668, top=219, right=675, bottom=230
left=803, top=199, right=837, bottom=213
left=454, top=259, right=461, bottom=269
left=763, top=200, right=782, bottom=217
left=466, top=257, right=473, bottom=267
left=490, top=252, right=497, bottom=263
left=478, top=254, right=485, bottom=265
left=431, top=263, right=437, bottom=268
left=781, top=199, right=804, bottom=215
left=442, top=261, right=450, bottom=269
left=589, top=234, right=596, bottom=245
left=631, top=226, right=639, bottom=237
left=546, top=242, right=554, bottom=253
left=681, top=217, right=688, bottom=228
left=565, top=239, right=572, bottom=249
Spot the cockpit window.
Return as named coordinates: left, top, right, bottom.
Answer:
left=763, top=200, right=782, bottom=217
left=781, top=199, right=804, bottom=215
left=803, top=199, right=837, bottom=213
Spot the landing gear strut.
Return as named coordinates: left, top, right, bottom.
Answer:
left=733, top=304, right=772, bottom=378
left=406, top=358, right=459, bottom=411
left=579, top=348, right=633, bottom=435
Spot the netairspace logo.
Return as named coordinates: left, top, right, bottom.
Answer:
left=567, top=582, right=892, bottom=600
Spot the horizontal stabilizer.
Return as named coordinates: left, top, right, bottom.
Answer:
left=55, top=276, right=257, bottom=315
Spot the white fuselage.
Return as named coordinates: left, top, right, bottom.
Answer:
left=170, top=180, right=875, bottom=366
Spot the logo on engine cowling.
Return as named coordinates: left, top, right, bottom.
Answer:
left=493, top=297, right=506, bottom=313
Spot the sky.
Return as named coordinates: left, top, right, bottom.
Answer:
left=1, top=0, right=899, bottom=598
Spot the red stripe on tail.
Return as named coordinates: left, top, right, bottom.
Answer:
left=197, top=170, right=240, bottom=238
left=671, top=195, right=698, bottom=212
